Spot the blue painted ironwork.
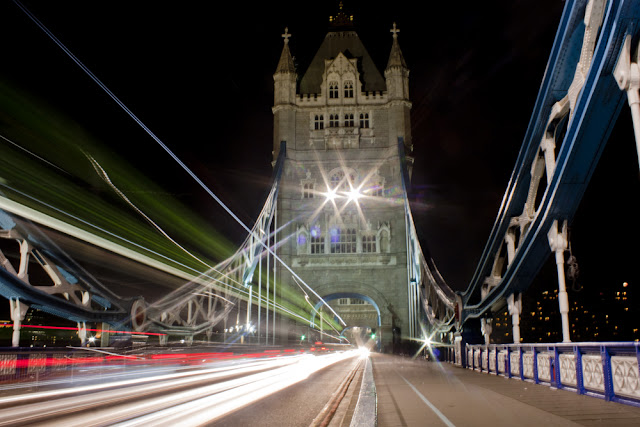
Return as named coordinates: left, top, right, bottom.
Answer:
left=0, top=143, right=288, bottom=338
left=457, top=342, right=640, bottom=407
left=457, top=0, right=640, bottom=325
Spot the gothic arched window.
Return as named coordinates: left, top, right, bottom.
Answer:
left=303, top=182, right=314, bottom=198
left=330, top=227, right=356, bottom=253
left=330, top=171, right=343, bottom=190
left=328, top=168, right=356, bottom=192
left=344, top=81, right=354, bottom=98
left=329, top=82, right=339, bottom=99
left=367, top=177, right=384, bottom=197
left=344, top=113, right=354, bottom=127
left=329, top=170, right=355, bottom=192
left=362, top=234, right=377, bottom=253
left=329, top=114, right=339, bottom=128
left=314, top=115, right=324, bottom=130
left=359, top=113, right=370, bottom=128
left=310, top=225, right=324, bottom=254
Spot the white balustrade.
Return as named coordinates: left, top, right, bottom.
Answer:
left=612, top=356, right=640, bottom=400
left=523, top=352, right=535, bottom=379
left=537, top=352, right=552, bottom=382
left=0, top=354, right=17, bottom=376
left=510, top=351, right=520, bottom=376
left=458, top=344, right=640, bottom=406
left=559, top=353, right=577, bottom=387
left=27, top=354, right=46, bottom=374
left=498, top=350, right=507, bottom=374
left=582, top=354, right=605, bottom=392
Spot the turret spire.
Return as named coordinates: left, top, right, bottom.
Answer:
left=275, top=27, right=295, bottom=74
left=386, top=22, right=407, bottom=70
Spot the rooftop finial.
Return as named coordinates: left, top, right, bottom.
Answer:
left=282, top=27, right=291, bottom=45
left=329, top=1, right=354, bottom=28
left=390, top=22, right=400, bottom=40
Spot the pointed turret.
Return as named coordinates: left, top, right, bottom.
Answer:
left=274, top=27, right=297, bottom=105
left=384, top=23, right=413, bottom=165
left=273, top=27, right=297, bottom=159
left=385, top=22, right=410, bottom=100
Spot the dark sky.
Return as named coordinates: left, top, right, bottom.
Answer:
left=1, top=0, right=638, bottom=295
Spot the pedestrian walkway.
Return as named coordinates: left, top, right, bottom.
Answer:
left=372, top=353, right=640, bottom=426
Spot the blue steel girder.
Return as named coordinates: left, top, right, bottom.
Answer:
left=0, top=224, right=134, bottom=324
left=0, top=144, right=288, bottom=336
left=460, top=0, right=640, bottom=324
left=0, top=268, right=129, bottom=323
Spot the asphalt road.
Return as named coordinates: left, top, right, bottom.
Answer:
left=215, top=355, right=362, bottom=426
left=0, top=351, right=363, bottom=426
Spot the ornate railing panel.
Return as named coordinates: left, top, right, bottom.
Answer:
left=451, top=342, right=640, bottom=407
left=612, top=356, right=640, bottom=399
left=523, top=352, right=535, bottom=380
left=537, top=352, right=553, bottom=382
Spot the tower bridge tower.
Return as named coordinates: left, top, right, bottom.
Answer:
left=272, top=8, right=413, bottom=351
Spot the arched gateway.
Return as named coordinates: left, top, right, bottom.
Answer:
left=272, top=8, right=414, bottom=352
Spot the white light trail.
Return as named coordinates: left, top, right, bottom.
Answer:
left=116, top=352, right=358, bottom=427
left=0, top=356, right=302, bottom=409
left=0, top=133, right=70, bottom=175
left=13, top=0, right=346, bottom=326
left=86, top=154, right=212, bottom=269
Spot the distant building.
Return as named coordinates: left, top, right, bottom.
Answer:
left=490, top=280, right=639, bottom=343
left=272, top=5, right=413, bottom=350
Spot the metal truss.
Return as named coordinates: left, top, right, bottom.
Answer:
left=458, top=0, right=640, bottom=340
left=0, top=144, right=286, bottom=346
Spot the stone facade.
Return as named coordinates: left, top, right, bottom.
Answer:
left=272, top=17, right=412, bottom=351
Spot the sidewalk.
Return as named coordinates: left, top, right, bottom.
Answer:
left=372, top=353, right=640, bottom=426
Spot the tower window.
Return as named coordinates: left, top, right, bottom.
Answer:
left=344, top=114, right=354, bottom=127
left=329, top=82, right=339, bottom=99
left=359, top=113, right=370, bottom=128
left=302, top=182, right=314, bottom=198
left=330, top=228, right=356, bottom=254
left=368, top=179, right=384, bottom=197
left=329, top=170, right=355, bottom=191
left=310, top=226, right=324, bottom=254
left=314, top=115, right=324, bottom=130
left=344, top=81, right=354, bottom=98
left=330, top=171, right=343, bottom=189
left=362, top=234, right=377, bottom=253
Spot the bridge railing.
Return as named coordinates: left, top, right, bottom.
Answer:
left=446, top=342, right=640, bottom=406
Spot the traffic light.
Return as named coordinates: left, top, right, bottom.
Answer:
left=370, top=328, right=376, bottom=340
left=301, top=334, right=306, bottom=341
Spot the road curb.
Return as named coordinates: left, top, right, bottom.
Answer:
left=350, top=355, right=376, bottom=426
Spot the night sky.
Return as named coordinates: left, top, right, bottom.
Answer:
left=1, top=0, right=638, bottom=299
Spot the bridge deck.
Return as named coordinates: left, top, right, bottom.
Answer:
left=372, top=353, right=640, bottom=426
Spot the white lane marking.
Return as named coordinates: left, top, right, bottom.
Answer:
left=400, top=375, right=456, bottom=427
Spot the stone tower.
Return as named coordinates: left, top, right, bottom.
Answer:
left=272, top=7, right=413, bottom=351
